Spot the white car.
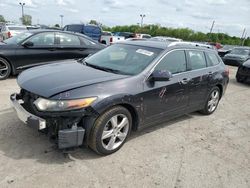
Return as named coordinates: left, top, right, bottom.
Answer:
left=0, top=25, right=27, bottom=40
left=135, top=33, right=152, bottom=39
left=100, top=31, right=125, bottom=45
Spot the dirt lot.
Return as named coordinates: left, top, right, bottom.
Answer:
left=0, top=66, right=249, bottom=188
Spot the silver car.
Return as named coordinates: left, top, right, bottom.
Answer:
left=0, top=25, right=27, bottom=40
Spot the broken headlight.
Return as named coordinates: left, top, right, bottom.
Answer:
left=34, top=97, right=97, bottom=112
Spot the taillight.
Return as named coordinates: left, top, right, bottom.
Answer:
left=110, top=37, right=113, bottom=43
left=7, top=31, right=11, bottom=38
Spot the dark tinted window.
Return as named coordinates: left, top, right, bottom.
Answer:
left=66, top=25, right=83, bottom=33
left=155, top=50, right=186, bottom=74
left=187, top=50, right=206, bottom=70
left=84, top=26, right=101, bottom=34
left=206, top=52, right=220, bottom=66
left=57, top=33, right=80, bottom=46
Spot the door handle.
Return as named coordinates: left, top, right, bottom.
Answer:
left=208, top=71, right=213, bottom=76
left=180, top=78, right=190, bottom=84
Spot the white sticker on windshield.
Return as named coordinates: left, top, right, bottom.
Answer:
left=136, top=49, right=154, bottom=56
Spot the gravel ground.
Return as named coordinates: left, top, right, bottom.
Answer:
left=0, top=66, right=249, bottom=188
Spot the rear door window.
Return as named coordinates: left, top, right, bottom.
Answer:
left=206, top=52, right=220, bottom=66
left=155, top=50, right=187, bottom=74
left=56, top=33, right=81, bottom=46
left=186, top=50, right=206, bottom=70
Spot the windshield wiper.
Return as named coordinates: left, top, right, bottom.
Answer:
left=78, top=59, right=129, bottom=75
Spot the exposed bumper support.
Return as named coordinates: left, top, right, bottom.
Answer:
left=10, top=93, right=46, bottom=130
left=10, top=93, right=85, bottom=149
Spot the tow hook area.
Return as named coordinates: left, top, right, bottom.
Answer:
left=58, top=123, right=85, bottom=149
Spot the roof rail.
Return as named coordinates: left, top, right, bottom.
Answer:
left=168, top=41, right=214, bottom=49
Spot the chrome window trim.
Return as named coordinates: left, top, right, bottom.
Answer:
left=144, top=48, right=221, bottom=82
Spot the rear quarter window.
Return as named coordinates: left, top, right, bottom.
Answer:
left=187, top=50, right=206, bottom=70
left=206, top=52, right=220, bottom=66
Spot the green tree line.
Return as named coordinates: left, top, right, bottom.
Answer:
left=102, top=24, right=250, bottom=47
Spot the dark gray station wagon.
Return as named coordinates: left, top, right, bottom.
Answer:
left=11, top=41, right=229, bottom=155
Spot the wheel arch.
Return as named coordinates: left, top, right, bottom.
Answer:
left=216, top=84, right=223, bottom=99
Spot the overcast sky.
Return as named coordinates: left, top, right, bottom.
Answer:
left=0, top=0, right=249, bottom=37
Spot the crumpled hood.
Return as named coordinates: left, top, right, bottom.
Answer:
left=17, top=60, right=128, bottom=98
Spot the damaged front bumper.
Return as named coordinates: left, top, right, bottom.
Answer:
left=10, top=93, right=85, bottom=149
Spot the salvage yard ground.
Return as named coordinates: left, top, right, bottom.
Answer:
left=0, top=66, right=249, bottom=188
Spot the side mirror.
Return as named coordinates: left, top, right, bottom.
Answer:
left=22, top=41, right=34, bottom=47
left=150, top=70, right=172, bottom=81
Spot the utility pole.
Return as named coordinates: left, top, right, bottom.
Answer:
left=209, top=20, right=215, bottom=41
left=19, top=2, right=25, bottom=24
left=241, top=28, right=246, bottom=46
left=60, top=15, right=64, bottom=28
left=242, top=31, right=247, bottom=46
left=140, top=14, right=146, bottom=27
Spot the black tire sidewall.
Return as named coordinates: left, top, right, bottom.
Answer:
left=92, top=106, right=132, bottom=155
left=0, top=57, right=11, bottom=80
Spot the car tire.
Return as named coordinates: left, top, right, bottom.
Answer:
left=0, top=57, right=11, bottom=80
left=89, top=106, right=132, bottom=155
left=200, top=86, right=220, bottom=115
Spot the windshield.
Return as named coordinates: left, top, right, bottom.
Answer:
left=230, top=48, right=250, bottom=55
left=3, top=32, right=33, bottom=44
left=85, top=44, right=162, bottom=75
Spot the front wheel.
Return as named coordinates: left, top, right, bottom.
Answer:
left=200, top=87, right=220, bottom=115
left=89, top=106, right=132, bottom=155
left=0, top=57, right=11, bottom=80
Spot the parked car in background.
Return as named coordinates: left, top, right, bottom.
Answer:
left=135, top=33, right=152, bottom=39
left=0, top=25, right=27, bottom=40
left=11, top=40, right=229, bottom=155
left=207, top=42, right=222, bottom=49
left=63, top=24, right=102, bottom=41
left=236, top=59, right=250, bottom=84
left=168, top=41, right=214, bottom=49
left=150, top=36, right=182, bottom=42
left=218, top=45, right=235, bottom=57
left=223, top=47, right=250, bottom=66
left=0, top=30, right=104, bottom=80
left=113, top=32, right=135, bottom=39
left=100, top=31, right=125, bottom=45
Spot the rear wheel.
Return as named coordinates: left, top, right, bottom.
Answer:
left=89, top=106, right=132, bottom=155
left=200, top=87, right=220, bottom=115
left=0, top=57, right=11, bottom=80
